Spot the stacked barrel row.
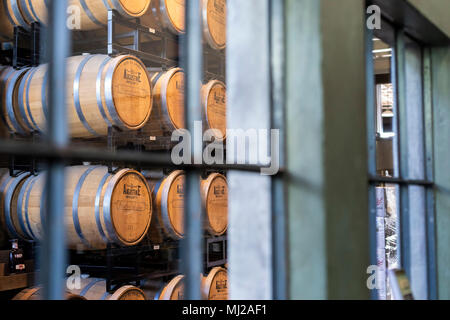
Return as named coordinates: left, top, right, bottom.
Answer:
left=13, top=278, right=147, bottom=300
left=0, top=166, right=228, bottom=249
left=0, top=60, right=226, bottom=139
left=14, top=266, right=229, bottom=301
left=0, top=55, right=153, bottom=138
left=0, top=0, right=226, bottom=51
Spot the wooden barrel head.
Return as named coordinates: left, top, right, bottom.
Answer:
left=203, top=173, right=228, bottom=236
left=109, top=170, right=152, bottom=245
left=202, top=267, right=228, bottom=300
left=203, top=0, right=226, bottom=50
left=118, top=0, right=151, bottom=17
left=203, top=80, right=227, bottom=140
left=110, top=56, right=152, bottom=130
left=109, top=285, right=147, bottom=300
left=163, top=0, right=185, bottom=33
left=159, top=275, right=184, bottom=300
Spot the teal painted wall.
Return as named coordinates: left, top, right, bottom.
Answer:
left=432, top=46, right=450, bottom=299
left=286, top=0, right=369, bottom=299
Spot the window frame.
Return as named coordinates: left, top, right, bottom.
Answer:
left=366, top=17, right=437, bottom=300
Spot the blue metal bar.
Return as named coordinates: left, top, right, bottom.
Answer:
left=181, top=0, right=204, bottom=300
left=396, top=29, right=411, bottom=287
left=423, top=48, right=437, bottom=300
left=270, top=0, right=287, bottom=300
left=365, top=16, right=378, bottom=300
left=41, top=0, right=71, bottom=300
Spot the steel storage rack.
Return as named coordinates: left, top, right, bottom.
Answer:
left=0, top=0, right=288, bottom=300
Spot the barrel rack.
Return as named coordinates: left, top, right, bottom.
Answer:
left=1, top=8, right=228, bottom=296
left=4, top=8, right=228, bottom=171
left=69, top=235, right=226, bottom=293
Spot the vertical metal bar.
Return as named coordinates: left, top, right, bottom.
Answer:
left=181, top=0, right=204, bottom=300
left=364, top=11, right=378, bottom=300
left=390, top=32, right=402, bottom=275
left=108, top=10, right=114, bottom=55
left=397, top=31, right=429, bottom=299
left=365, top=26, right=376, bottom=177
left=134, top=21, right=140, bottom=51
left=42, top=0, right=70, bottom=300
left=269, top=0, right=287, bottom=300
left=423, top=48, right=437, bottom=300
left=395, top=30, right=409, bottom=277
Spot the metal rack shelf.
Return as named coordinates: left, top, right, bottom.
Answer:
left=0, top=2, right=241, bottom=300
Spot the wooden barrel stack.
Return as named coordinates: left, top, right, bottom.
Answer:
left=0, top=165, right=152, bottom=250
left=149, top=67, right=227, bottom=138
left=146, top=171, right=228, bottom=240
left=0, top=54, right=153, bottom=137
left=13, top=279, right=146, bottom=300
left=0, top=0, right=152, bottom=40
left=0, top=0, right=229, bottom=300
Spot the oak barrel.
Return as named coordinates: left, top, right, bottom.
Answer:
left=18, top=0, right=151, bottom=31
left=17, top=54, right=152, bottom=138
left=150, top=67, right=185, bottom=132
left=0, top=66, right=15, bottom=133
left=0, top=0, right=29, bottom=40
left=200, top=173, right=228, bottom=236
left=202, top=79, right=227, bottom=140
left=0, top=171, right=32, bottom=242
left=0, top=168, right=12, bottom=246
left=1, top=67, right=31, bottom=135
left=12, top=287, right=86, bottom=300
left=150, top=0, right=226, bottom=49
left=157, top=275, right=185, bottom=300
left=150, top=69, right=226, bottom=139
left=68, top=278, right=147, bottom=300
left=202, top=0, right=226, bottom=50
left=202, top=267, right=228, bottom=300
left=12, top=166, right=152, bottom=250
left=151, top=0, right=185, bottom=34
left=147, top=171, right=228, bottom=240
left=150, top=170, right=185, bottom=240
